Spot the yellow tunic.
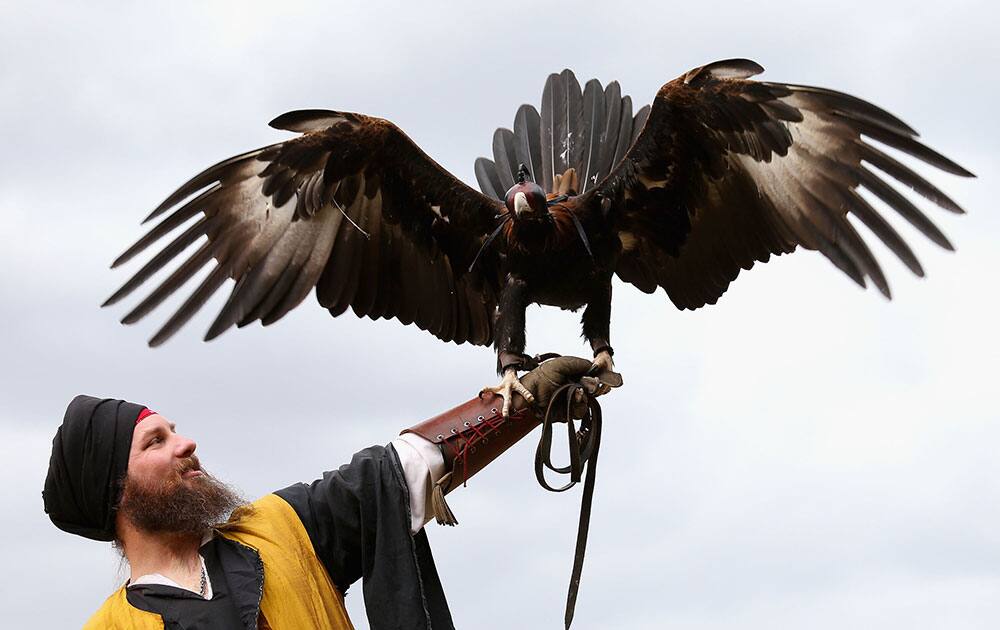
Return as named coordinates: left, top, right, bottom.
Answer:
left=83, top=494, right=353, bottom=630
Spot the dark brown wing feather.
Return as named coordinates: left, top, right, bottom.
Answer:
left=105, top=110, right=503, bottom=346
left=581, top=59, right=973, bottom=309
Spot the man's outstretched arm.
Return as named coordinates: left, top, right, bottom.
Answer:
left=273, top=356, right=618, bottom=629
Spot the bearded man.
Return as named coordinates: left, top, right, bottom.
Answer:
left=42, top=356, right=617, bottom=630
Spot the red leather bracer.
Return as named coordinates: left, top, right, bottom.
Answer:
left=401, top=391, right=541, bottom=524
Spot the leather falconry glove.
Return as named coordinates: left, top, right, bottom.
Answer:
left=401, top=355, right=622, bottom=526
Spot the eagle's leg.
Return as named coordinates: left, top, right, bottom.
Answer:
left=482, top=275, right=534, bottom=417
left=582, top=282, right=616, bottom=375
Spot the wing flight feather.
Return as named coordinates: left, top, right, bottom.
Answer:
left=583, top=59, right=973, bottom=309
left=106, top=111, right=503, bottom=346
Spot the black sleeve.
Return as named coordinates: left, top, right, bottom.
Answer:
left=275, top=444, right=454, bottom=630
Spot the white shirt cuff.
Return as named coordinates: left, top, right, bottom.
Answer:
left=391, top=433, right=446, bottom=534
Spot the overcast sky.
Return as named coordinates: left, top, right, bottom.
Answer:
left=2, top=1, right=997, bottom=628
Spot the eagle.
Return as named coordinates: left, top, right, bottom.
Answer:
left=105, top=59, right=972, bottom=416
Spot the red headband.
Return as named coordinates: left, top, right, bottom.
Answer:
left=135, top=408, right=157, bottom=424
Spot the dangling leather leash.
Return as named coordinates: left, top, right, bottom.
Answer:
left=534, top=381, right=602, bottom=629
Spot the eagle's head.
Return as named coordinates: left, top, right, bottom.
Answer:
left=504, top=164, right=547, bottom=221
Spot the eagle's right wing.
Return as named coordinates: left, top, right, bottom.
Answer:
left=106, top=110, right=504, bottom=346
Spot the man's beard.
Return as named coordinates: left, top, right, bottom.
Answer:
left=118, top=458, right=244, bottom=537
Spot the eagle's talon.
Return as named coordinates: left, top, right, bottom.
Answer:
left=589, top=349, right=615, bottom=375
left=481, top=369, right=532, bottom=418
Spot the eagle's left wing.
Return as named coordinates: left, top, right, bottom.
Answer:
left=578, top=59, right=973, bottom=309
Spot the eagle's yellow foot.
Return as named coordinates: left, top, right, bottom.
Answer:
left=587, top=350, right=617, bottom=396
left=590, top=349, right=614, bottom=374
left=480, top=368, right=534, bottom=418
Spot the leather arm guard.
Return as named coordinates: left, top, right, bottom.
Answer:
left=400, top=355, right=622, bottom=526
left=402, top=391, right=539, bottom=525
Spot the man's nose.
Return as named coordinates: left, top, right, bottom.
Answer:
left=175, top=435, right=197, bottom=458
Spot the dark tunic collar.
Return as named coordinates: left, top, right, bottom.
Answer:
left=126, top=535, right=263, bottom=630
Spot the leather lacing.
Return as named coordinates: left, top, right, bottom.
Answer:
left=430, top=406, right=523, bottom=528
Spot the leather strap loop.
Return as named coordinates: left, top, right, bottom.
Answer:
left=533, top=382, right=602, bottom=629
left=591, top=343, right=614, bottom=358
left=498, top=351, right=565, bottom=374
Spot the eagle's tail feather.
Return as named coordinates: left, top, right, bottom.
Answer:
left=474, top=70, right=646, bottom=198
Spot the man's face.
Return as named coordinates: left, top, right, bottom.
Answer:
left=118, top=414, right=241, bottom=536
left=127, top=414, right=201, bottom=488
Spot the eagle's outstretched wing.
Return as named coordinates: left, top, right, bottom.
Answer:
left=105, top=110, right=504, bottom=346
left=579, top=59, right=973, bottom=309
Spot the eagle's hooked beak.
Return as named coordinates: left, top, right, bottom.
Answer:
left=513, top=191, right=532, bottom=216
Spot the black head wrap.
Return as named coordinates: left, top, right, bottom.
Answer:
left=43, top=395, right=148, bottom=541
